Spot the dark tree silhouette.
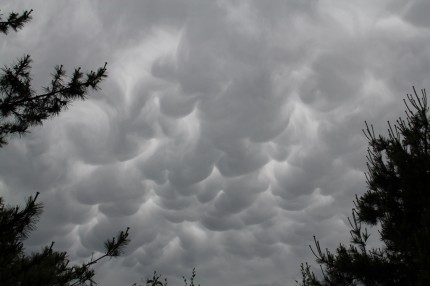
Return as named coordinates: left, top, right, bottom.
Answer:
left=0, top=9, right=32, bottom=34
left=135, top=268, right=200, bottom=286
left=298, top=88, right=430, bottom=286
left=0, top=192, right=130, bottom=286
left=0, top=9, right=130, bottom=285
left=0, top=10, right=107, bottom=147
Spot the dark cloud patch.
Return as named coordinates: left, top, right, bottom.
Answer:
left=403, top=0, right=430, bottom=28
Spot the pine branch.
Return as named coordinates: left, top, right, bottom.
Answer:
left=0, top=56, right=108, bottom=146
left=0, top=9, right=32, bottom=34
left=68, top=227, right=130, bottom=286
left=3, top=62, right=107, bottom=108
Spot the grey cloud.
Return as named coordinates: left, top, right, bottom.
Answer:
left=1, top=1, right=429, bottom=286
left=239, top=193, right=278, bottom=226
left=73, top=164, right=144, bottom=206
left=403, top=0, right=430, bottom=28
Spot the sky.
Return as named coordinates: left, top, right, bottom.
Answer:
left=1, top=1, right=430, bottom=285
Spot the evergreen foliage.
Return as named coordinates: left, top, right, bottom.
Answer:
left=135, top=268, right=200, bottom=286
left=0, top=9, right=107, bottom=146
left=0, top=9, right=130, bottom=285
left=0, top=192, right=130, bottom=285
left=298, top=88, right=430, bottom=286
left=0, top=9, right=32, bottom=34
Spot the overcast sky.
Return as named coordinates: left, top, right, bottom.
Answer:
left=1, top=1, right=430, bottom=285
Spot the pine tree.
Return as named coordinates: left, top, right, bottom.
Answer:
left=0, top=10, right=107, bottom=147
left=0, top=9, right=32, bottom=34
left=0, top=9, right=130, bottom=285
left=136, top=268, right=201, bottom=286
left=0, top=193, right=130, bottom=286
left=298, top=88, right=430, bottom=286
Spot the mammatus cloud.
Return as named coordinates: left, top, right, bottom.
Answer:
left=1, top=1, right=430, bottom=285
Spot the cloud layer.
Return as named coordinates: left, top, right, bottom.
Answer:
left=1, top=1, right=430, bottom=285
